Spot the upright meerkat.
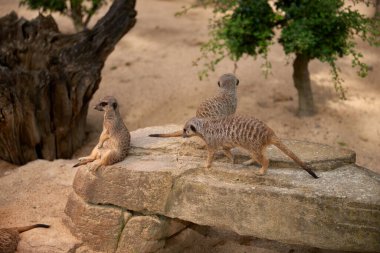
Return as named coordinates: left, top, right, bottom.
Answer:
left=149, top=73, right=239, bottom=138
left=73, top=96, right=130, bottom=171
left=0, top=224, right=50, bottom=253
left=182, top=115, right=318, bottom=178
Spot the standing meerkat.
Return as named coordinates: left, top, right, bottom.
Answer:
left=149, top=73, right=239, bottom=138
left=73, top=96, right=130, bottom=171
left=0, top=224, right=50, bottom=253
left=182, top=115, right=318, bottom=178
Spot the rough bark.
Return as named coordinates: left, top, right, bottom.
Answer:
left=292, top=53, right=315, bottom=116
left=0, top=0, right=137, bottom=165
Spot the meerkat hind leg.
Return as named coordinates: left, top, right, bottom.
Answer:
left=89, top=160, right=103, bottom=173
left=89, top=147, right=109, bottom=172
left=243, top=159, right=255, bottom=166
left=79, top=145, right=100, bottom=161
left=90, top=149, right=122, bottom=173
left=255, top=152, right=269, bottom=176
left=78, top=156, right=95, bottom=163
left=88, top=151, right=110, bottom=173
left=222, top=147, right=235, bottom=164
left=74, top=147, right=100, bottom=167
left=205, top=148, right=216, bottom=168
left=243, top=151, right=269, bottom=176
left=243, top=153, right=259, bottom=166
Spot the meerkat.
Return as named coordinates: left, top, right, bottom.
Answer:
left=73, top=96, right=130, bottom=171
left=182, top=115, right=318, bottom=178
left=149, top=73, right=239, bottom=138
left=0, top=224, right=50, bottom=253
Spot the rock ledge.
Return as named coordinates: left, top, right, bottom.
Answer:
left=65, top=125, right=380, bottom=252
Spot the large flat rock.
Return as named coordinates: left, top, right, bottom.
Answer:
left=132, top=125, right=356, bottom=170
left=71, top=125, right=380, bottom=252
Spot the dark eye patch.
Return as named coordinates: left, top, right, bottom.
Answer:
left=236, top=79, right=239, bottom=86
left=218, top=81, right=220, bottom=87
left=190, top=125, right=196, bottom=132
left=100, top=102, right=107, bottom=107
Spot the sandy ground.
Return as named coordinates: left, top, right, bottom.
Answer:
left=0, top=0, right=379, bottom=251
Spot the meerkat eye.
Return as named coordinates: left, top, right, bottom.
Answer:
left=190, top=125, right=197, bottom=132
left=236, top=79, right=239, bottom=86
left=100, top=102, right=107, bottom=107
left=218, top=81, right=220, bottom=87
left=112, top=102, right=118, bottom=109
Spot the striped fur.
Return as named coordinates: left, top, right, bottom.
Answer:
left=149, top=73, right=238, bottom=138
left=196, top=73, right=238, bottom=118
left=183, top=115, right=318, bottom=178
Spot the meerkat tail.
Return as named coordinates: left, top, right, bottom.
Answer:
left=149, top=130, right=183, bottom=138
left=272, top=138, right=319, bottom=179
left=16, top=224, right=50, bottom=233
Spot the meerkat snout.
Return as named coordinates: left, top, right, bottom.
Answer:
left=94, top=102, right=106, bottom=111
left=183, top=123, right=198, bottom=138
left=94, top=96, right=118, bottom=111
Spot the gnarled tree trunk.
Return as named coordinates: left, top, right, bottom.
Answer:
left=292, top=53, right=315, bottom=117
left=0, top=0, right=137, bottom=165
left=70, top=0, right=85, bottom=31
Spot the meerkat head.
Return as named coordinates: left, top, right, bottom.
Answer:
left=218, top=73, right=239, bottom=91
left=183, top=117, right=203, bottom=138
left=94, top=96, right=118, bottom=111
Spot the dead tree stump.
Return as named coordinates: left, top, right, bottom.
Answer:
left=0, top=0, right=137, bottom=165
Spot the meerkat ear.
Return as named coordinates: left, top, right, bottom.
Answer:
left=236, top=79, right=239, bottom=86
left=218, top=81, right=220, bottom=87
left=190, top=124, right=197, bottom=133
left=112, top=102, right=118, bottom=109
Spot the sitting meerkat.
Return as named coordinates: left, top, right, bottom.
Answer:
left=73, top=96, right=130, bottom=171
left=0, top=224, right=50, bottom=253
left=149, top=73, right=239, bottom=138
left=182, top=115, right=318, bottom=178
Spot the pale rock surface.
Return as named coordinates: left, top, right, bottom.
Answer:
left=64, top=192, right=124, bottom=252
left=0, top=160, right=81, bottom=253
left=0, top=126, right=377, bottom=253
left=115, top=214, right=189, bottom=253
left=66, top=125, right=380, bottom=252
left=64, top=190, right=190, bottom=253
